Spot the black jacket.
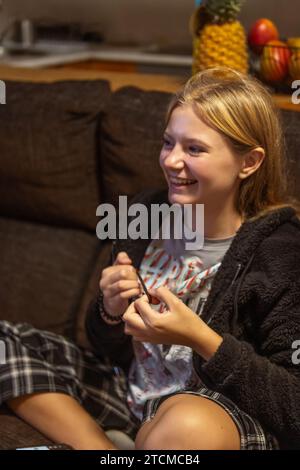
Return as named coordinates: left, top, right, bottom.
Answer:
left=86, top=189, right=300, bottom=449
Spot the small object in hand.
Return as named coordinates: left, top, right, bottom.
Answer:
left=135, top=271, right=160, bottom=304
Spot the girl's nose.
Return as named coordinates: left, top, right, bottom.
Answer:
left=163, top=147, right=185, bottom=170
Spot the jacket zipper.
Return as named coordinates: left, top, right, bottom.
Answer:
left=230, top=262, right=243, bottom=287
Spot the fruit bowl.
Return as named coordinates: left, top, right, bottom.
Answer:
left=250, top=39, right=300, bottom=93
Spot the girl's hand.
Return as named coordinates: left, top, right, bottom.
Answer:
left=122, top=286, right=205, bottom=348
left=123, top=286, right=223, bottom=360
left=99, top=251, right=141, bottom=318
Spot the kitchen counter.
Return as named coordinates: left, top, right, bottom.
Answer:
left=0, top=41, right=192, bottom=70
left=0, top=63, right=188, bottom=92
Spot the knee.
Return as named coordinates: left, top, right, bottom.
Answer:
left=138, top=413, right=200, bottom=450
left=136, top=396, right=240, bottom=450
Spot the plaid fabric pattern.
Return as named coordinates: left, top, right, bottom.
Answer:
left=142, top=389, right=280, bottom=450
left=0, top=321, right=140, bottom=440
left=0, top=321, right=279, bottom=449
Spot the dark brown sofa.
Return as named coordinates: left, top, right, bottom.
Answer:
left=0, top=77, right=299, bottom=449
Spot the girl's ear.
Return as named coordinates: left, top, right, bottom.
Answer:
left=239, top=148, right=265, bottom=180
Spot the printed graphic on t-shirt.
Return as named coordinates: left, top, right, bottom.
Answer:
left=127, top=239, right=222, bottom=419
left=140, top=240, right=220, bottom=312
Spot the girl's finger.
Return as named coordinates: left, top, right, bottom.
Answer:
left=100, top=266, right=137, bottom=289
left=113, top=251, right=132, bottom=266
left=123, top=311, right=147, bottom=331
left=107, top=279, right=140, bottom=297
left=134, top=298, right=161, bottom=327
left=149, top=286, right=179, bottom=309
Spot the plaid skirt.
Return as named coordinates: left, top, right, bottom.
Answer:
left=0, top=321, right=279, bottom=449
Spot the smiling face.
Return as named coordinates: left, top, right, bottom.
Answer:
left=160, top=104, right=245, bottom=211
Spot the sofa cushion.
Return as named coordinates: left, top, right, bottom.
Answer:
left=100, top=86, right=169, bottom=207
left=280, top=109, right=300, bottom=201
left=0, top=405, right=134, bottom=449
left=0, top=80, right=110, bottom=231
left=0, top=217, right=100, bottom=337
left=0, top=405, right=53, bottom=450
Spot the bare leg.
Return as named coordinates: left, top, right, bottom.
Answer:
left=7, top=392, right=118, bottom=450
left=135, top=394, right=240, bottom=450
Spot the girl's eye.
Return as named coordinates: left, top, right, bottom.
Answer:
left=188, top=146, right=204, bottom=155
left=162, top=138, right=173, bottom=149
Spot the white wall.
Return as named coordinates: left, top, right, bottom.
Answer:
left=1, top=0, right=299, bottom=46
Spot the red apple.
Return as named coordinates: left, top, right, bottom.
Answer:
left=260, top=40, right=292, bottom=82
left=248, top=19, right=279, bottom=54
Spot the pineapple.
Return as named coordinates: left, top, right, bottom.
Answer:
left=192, top=0, right=249, bottom=74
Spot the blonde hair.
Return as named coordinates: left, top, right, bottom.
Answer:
left=166, top=67, right=300, bottom=221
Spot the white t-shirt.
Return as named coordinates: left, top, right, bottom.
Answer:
left=126, top=234, right=235, bottom=419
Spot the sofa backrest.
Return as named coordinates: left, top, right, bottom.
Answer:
left=99, top=86, right=169, bottom=207
left=0, top=80, right=110, bottom=232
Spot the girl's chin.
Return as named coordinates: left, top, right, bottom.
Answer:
left=168, top=190, right=200, bottom=205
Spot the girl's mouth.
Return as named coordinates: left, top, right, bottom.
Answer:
left=169, top=177, right=197, bottom=188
